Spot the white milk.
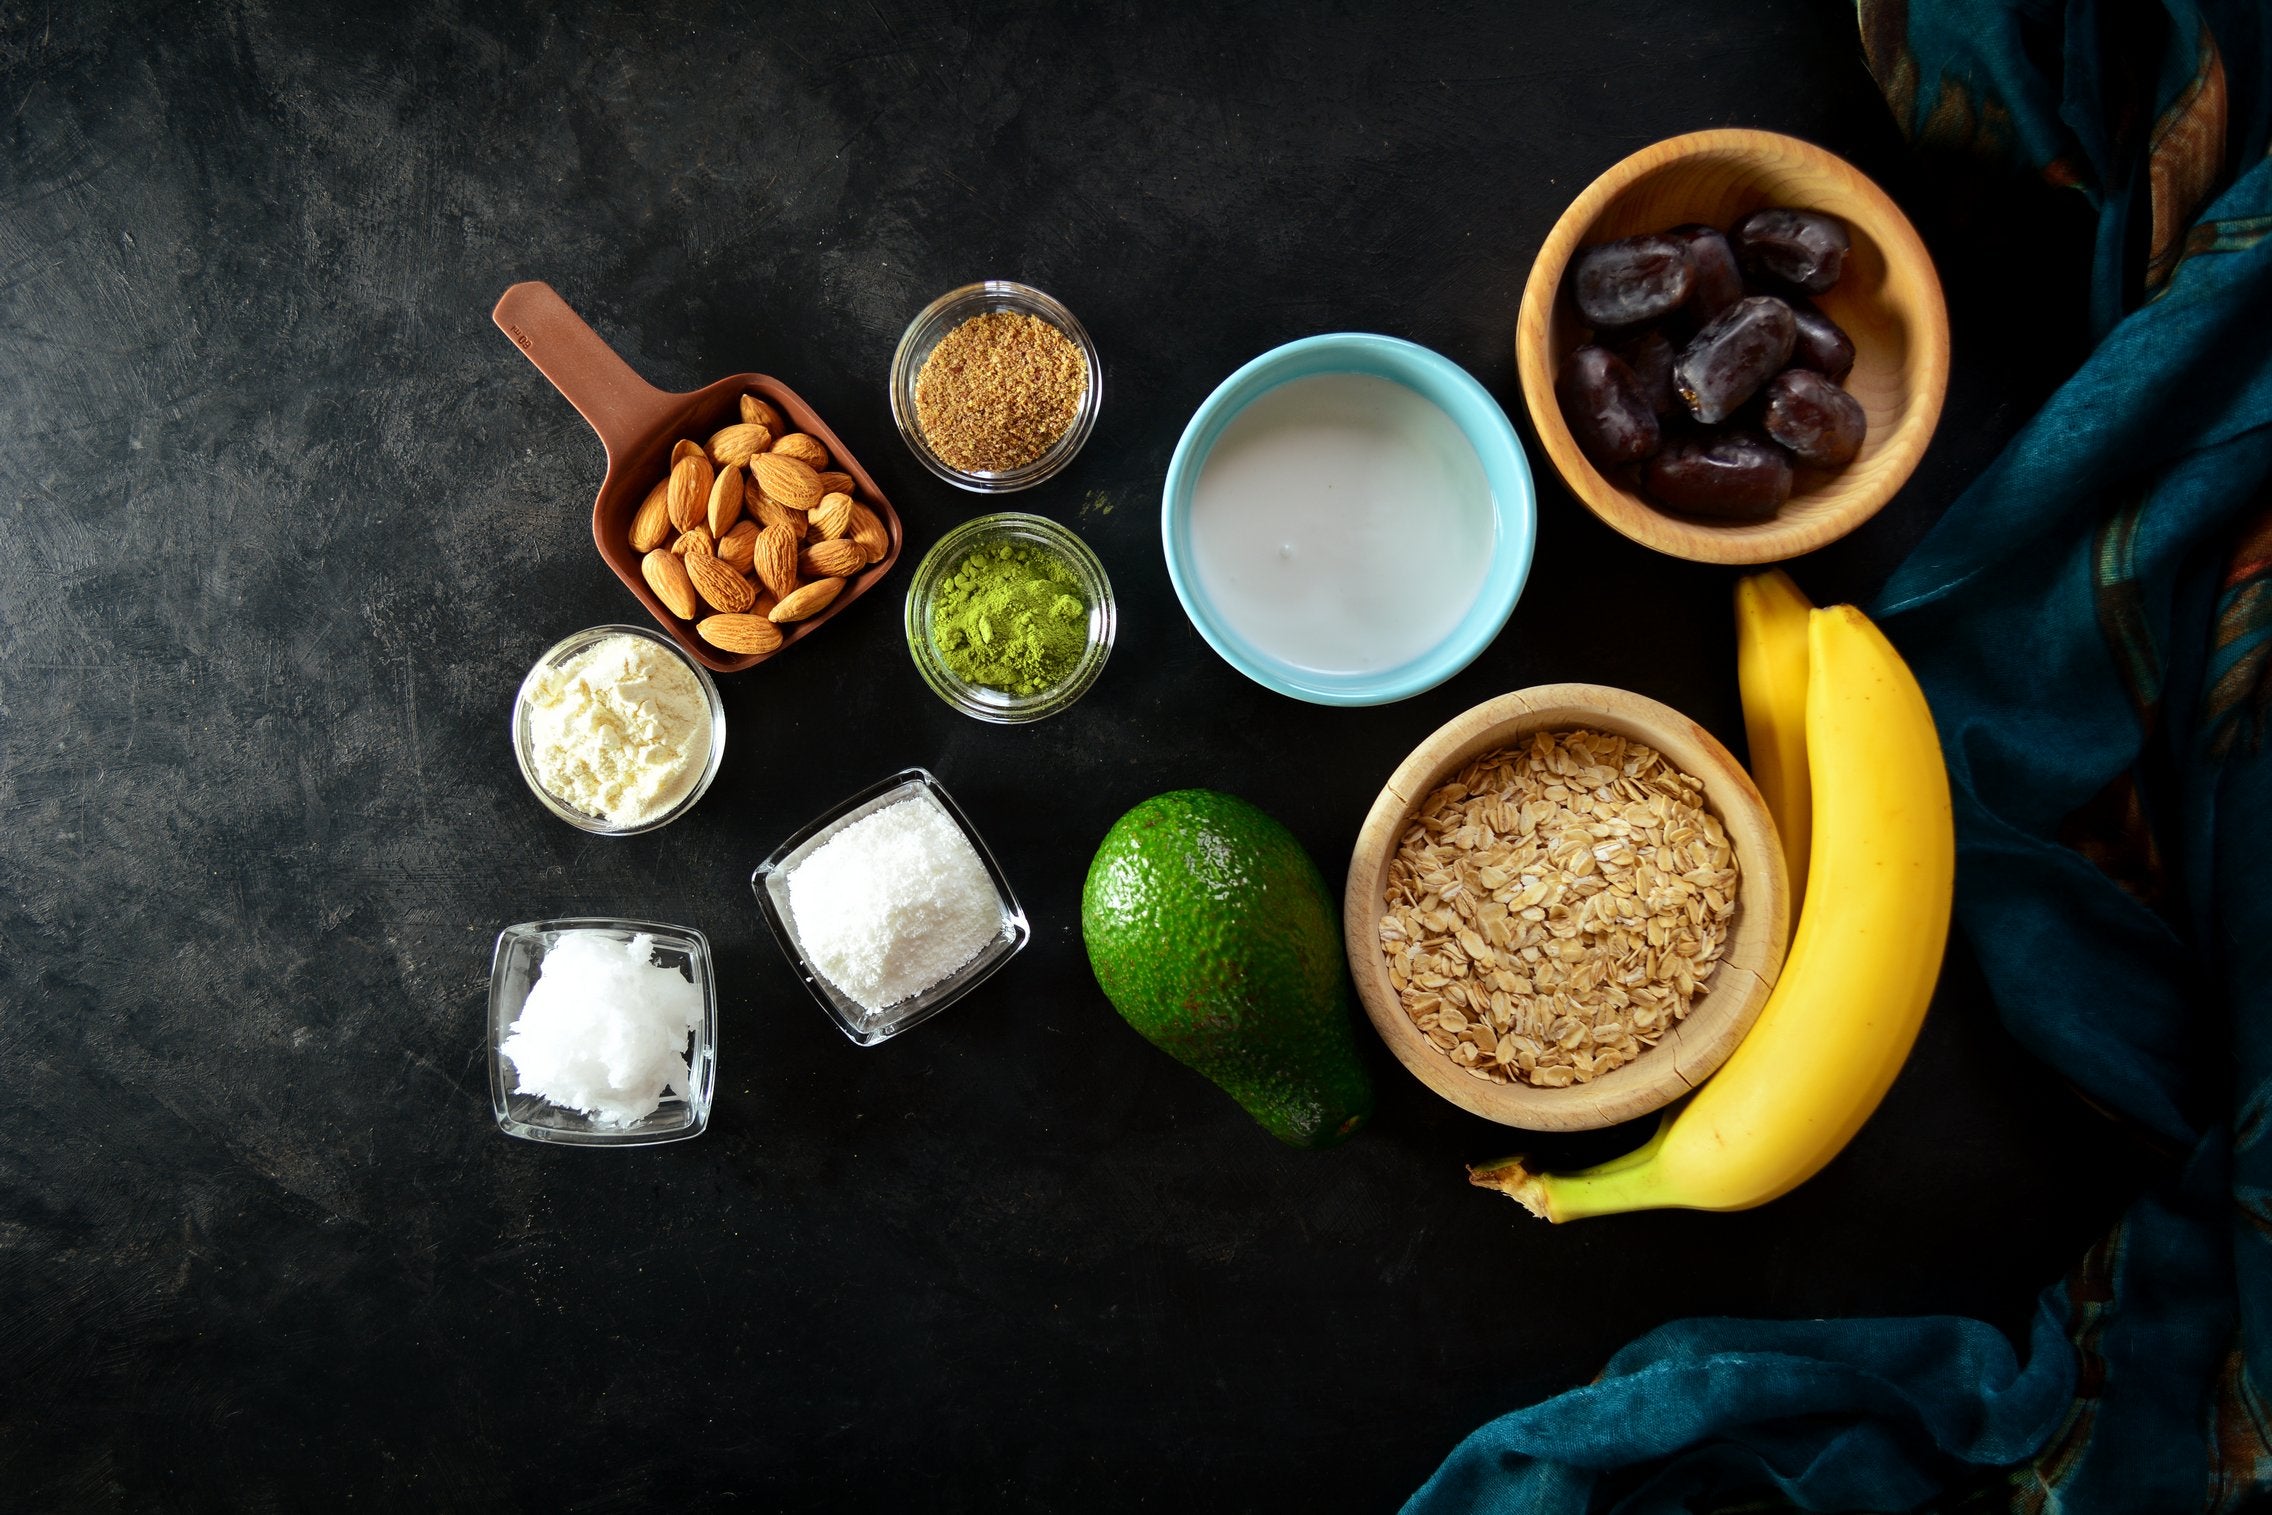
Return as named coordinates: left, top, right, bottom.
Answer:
left=1187, top=372, right=1495, bottom=677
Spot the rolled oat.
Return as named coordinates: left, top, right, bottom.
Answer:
left=1378, top=729, right=1739, bottom=1088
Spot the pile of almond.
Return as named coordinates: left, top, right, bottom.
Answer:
left=631, top=393, right=891, bottom=657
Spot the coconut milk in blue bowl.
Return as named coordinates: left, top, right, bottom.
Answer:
left=1162, top=334, right=1536, bottom=706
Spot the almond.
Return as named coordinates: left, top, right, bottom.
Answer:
left=642, top=549, right=698, bottom=620
left=800, top=538, right=867, bottom=578
left=718, top=520, right=759, bottom=574
left=768, top=576, right=843, bottom=623
left=668, top=453, right=714, bottom=531
left=707, top=423, right=772, bottom=469
left=707, top=463, right=744, bottom=537
left=672, top=525, right=714, bottom=557
left=750, top=589, right=779, bottom=620
left=810, top=492, right=854, bottom=539
left=814, top=470, right=855, bottom=497
left=753, top=523, right=800, bottom=600
left=751, top=492, right=809, bottom=541
left=671, top=439, right=706, bottom=466
left=629, top=479, right=673, bottom=551
left=687, top=550, right=756, bottom=613
left=770, top=432, right=830, bottom=469
left=847, top=502, right=890, bottom=563
left=698, top=612, right=784, bottom=656
left=750, top=452, right=823, bottom=512
left=739, top=393, right=784, bottom=432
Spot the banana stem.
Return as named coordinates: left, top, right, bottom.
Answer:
left=1467, top=1155, right=1554, bottom=1217
left=1469, top=1116, right=1675, bottom=1223
left=1502, top=1158, right=1667, bottom=1222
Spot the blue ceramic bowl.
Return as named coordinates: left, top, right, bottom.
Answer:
left=1161, top=334, right=1536, bottom=706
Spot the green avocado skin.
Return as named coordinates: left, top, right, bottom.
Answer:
left=1081, top=790, right=1374, bottom=1149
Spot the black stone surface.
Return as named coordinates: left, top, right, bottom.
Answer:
left=0, top=3, right=2145, bottom=1511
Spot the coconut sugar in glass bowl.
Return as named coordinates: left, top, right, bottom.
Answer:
left=890, top=281, right=1101, bottom=492
left=903, top=512, right=1116, bottom=724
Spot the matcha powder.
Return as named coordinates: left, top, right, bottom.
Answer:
left=931, top=542, right=1090, bottom=696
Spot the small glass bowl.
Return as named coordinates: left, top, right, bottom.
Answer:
left=903, top=513, right=1116, bottom=724
left=510, top=623, right=726, bottom=836
left=487, top=918, right=718, bottom=1146
left=752, top=768, right=1030, bottom=1046
left=889, top=280, right=1101, bottom=491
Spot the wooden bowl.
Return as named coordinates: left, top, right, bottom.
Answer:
left=492, top=281, right=904, bottom=673
left=1515, top=130, right=1949, bottom=564
left=1342, top=684, right=1789, bottom=1130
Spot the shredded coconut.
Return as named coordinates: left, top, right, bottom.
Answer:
left=787, top=795, right=1002, bottom=1013
left=524, top=634, right=710, bottom=826
left=500, top=931, right=702, bottom=1126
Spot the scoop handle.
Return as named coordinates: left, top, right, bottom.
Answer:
left=492, top=280, right=677, bottom=465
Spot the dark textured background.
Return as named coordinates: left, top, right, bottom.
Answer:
left=0, top=2, right=2150, bottom=1511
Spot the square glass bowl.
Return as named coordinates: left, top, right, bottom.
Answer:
left=487, top=917, right=718, bottom=1146
left=752, top=769, right=1029, bottom=1046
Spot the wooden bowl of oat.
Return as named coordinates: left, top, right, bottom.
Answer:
left=1343, top=684, right=1789, bottom=1131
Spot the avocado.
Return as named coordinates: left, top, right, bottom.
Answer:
left=1081, top=790, right=1374, bottom=1148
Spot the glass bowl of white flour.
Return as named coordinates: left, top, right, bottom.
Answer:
left=511, top=624, right=726, bottom=835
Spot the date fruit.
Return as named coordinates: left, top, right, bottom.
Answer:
left=1552, top=202, right=1869, bottom=523
left=1787, top=300, right=1855, bottom=380
left=1644, top=430, right=1793, bottom=519
left=1673, top=295, right=1796, bottom=424
left=1733, top=208, right=1850, bottom=294
left=1666, top=224, right=1743, bottom=324
left=1557, top=345, right=1660, bottom=468
left=1611, top=329, right=1678, bottom=415
left=1762, top=369, right=1867, bottom=467
left=1573, top=235, right=1693, bottom=329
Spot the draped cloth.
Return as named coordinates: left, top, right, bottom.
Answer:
left=1408, top=4, right=2272, bottom=1508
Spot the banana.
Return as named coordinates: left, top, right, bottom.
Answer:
left=1735, top=568, right=1815, bottom=915
left=1471, top=605, right=1953, bottom=1220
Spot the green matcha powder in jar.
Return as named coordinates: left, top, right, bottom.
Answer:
left=931, top=543, right=1089, bottom=695
left=905, top=512, right=1116, bottom=724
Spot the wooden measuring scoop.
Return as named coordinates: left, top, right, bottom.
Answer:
left=492, top=280, right=904, bottom=672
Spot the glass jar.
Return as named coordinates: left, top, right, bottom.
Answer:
left=889, top=280, right=1101, bottom=491
left=510, top=624, right=726, bottom=835
left=903, top=512, right=1115, bottom=724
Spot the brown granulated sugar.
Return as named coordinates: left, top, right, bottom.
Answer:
left=913, top=311, right=1088, bottom=474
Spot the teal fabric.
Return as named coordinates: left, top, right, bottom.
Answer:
left=1407, top=1313, right=2077, bottom=1513
left=1408, top=3, right=2272, bottom=1509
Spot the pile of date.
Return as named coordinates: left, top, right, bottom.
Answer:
left=1557, top=209, right=1865, bottom=519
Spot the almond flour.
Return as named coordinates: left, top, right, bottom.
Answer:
left=523, top=634, right=710, bottom=827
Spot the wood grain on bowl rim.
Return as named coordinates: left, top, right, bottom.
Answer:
left=1343, top=683, right=1790, bottom=1131
left=1515, top=129, right=1950, bottom=565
